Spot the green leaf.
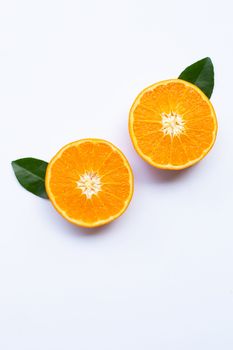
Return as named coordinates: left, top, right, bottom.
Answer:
left=178, top=57, right=214, bottom=98
left=11, top=158, right=48, bottom=199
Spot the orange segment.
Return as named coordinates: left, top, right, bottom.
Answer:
left=129, top=79, right=218, bottom=169
left=45, top=139, right=134, bottom=228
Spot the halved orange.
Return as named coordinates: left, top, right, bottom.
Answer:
left=129, top=79, right=218, bottom=170
left=45, top=139, right=134, bottom=228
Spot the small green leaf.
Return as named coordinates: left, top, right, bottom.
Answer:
left=11, top=158, right=48, bottom=199
left=178, top=57, right=214, bottom=98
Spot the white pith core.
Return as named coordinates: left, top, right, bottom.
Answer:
left=161, top=112, right=185, bottom=136
left=77, top=171, right=102, bottom=199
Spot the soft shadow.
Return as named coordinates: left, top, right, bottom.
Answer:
left=125, top=142, right=198, bottom=185
left=141, top=161, right=195, bottom=184
left=41, top=201, right=117, bottom=238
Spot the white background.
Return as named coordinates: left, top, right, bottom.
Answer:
left=1, top=0, right=233, bottom=349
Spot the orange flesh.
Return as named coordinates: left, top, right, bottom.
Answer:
left=129, top=79, right=218, bottom=169
left=46, top=139, right=134, bottom=228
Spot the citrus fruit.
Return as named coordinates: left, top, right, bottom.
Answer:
left=45, top=139, right=134, bottom=228
left=129, top=79, right=218, bottom=170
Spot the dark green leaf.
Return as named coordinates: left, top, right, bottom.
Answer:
left=11, top=158, right=48, bottom=199
left=178, top=57, right=214, bottom=98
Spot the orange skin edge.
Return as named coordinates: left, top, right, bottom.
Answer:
left=129, top=79, right=218, bottom=170
left=45, top=138, right=134, bottom=228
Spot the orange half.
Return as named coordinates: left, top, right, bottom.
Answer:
left=129, top=79, right=218, bottom=170
left=46, top=139, right=134, bottom=228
